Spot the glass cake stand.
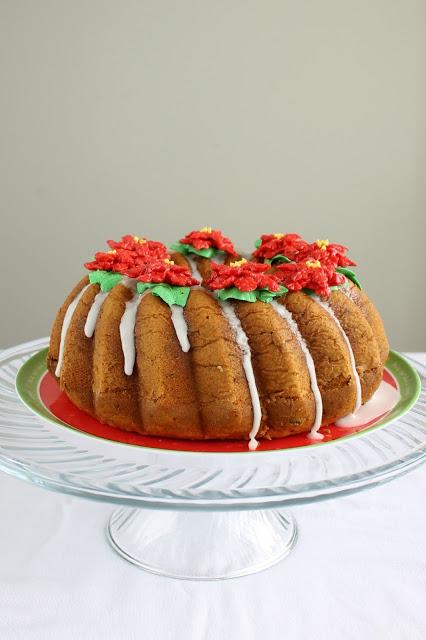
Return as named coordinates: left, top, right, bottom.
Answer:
left=0, top=338, right=425, bottom=580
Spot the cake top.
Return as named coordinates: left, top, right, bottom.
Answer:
left=84, top=229, right=360, bottom=306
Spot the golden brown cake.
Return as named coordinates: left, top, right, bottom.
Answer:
left=47, top=230, right=389, bottom=449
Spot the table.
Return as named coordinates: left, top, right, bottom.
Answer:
left=0, top=354, right=425, bottom=640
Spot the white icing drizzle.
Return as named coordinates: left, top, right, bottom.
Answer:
left=186, top=256, right=203, bottom=282
left=313, top=296, right=362, bottom=415
left=170, top=305, right=191, bottom=352
left=55, top=285, right=91, bottom=377
left=271, top=301, right=324, bottom=439
left=220, top=301, right=262, bottom=450
left=119, top=293, right=143, bottom=376
left=84, top=291, right=109, bottom=338
left=120, top=276, right=137, bottom=290
left=335, top=379, right=399, bottom=428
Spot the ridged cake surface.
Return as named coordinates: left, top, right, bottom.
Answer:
left=47, top=231, right=389, bottom=446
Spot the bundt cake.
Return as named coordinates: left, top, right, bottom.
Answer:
left=47, top=229, right=389, bottom=449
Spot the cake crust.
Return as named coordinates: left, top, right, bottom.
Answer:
left=48, top=280, right=388, bottom=440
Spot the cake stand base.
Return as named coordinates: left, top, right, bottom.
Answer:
left=107, top=507, right=297, bottom=580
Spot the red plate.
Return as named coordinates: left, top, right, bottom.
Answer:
left=39, top=369, right=398, bottom=452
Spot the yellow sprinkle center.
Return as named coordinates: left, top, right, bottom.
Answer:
left=199, top=226, right=212, bottom=233
left=274, top=233, right=285, bottom=239
left=108, top=250, right=117, bottom=255
left=316, top=239, right=329, bottom=250
left=164, top=258, right=175, bottom=265
left=133, top=235, right=147, bottom=244
left=230, top=258, right=247, bottom=268
left=306, top=260, right=321, bottom=269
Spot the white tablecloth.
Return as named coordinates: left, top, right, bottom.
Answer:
left=0, top=354, right=425, bottom=640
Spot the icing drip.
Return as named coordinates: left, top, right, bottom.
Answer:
left=120, top=276, right=137, bottom=290
left=220, top=301, right=262, bottom=450
left=313, top=296, right=362, bottom=415
left=170, top=305, right=191, bottom=352
left=84, top=291, right=109, bottom=338
left=186, top=256, right=203, bottom=282
left=335, top=379, right=399, bottom=427
left=340, top=283, right=356, bottom=302
left=271, top=301, right=324, bottom=439
left=55, top=285, right=91, bottom=376
left=119, top=293, right=143, bottom=376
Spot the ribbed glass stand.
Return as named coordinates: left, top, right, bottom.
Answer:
left=1, top=340, right=426, bottom=582
left=107, top=507, right=297, bottom=580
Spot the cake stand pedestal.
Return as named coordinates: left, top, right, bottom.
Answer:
left=107, top=507, right=297, bottom=580
left=1, top=339, right=425, bottom=581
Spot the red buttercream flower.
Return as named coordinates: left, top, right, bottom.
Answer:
left=275, top=257, right=345, bottom=298
left=85, top=251, right=117, bottom=272
left=107, top=235, right=168, bottom=260
left=137, top=258, right=199, bottom=287
left=252, top=233, right=308, bottom=261
left=206, top=259, right=281, bottom=293
left=84, top=235, right=170, bottom=278
left=180, top=227, right=237, bottom=257
left=296, top=239, right=356, bottom=268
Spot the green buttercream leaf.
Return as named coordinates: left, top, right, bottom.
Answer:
left=336, top=267, right=362, bottom=289
left=191, top=246, right=217, bottom=258
left=88, top=270, right=107, bottom=285
left=217, top=285, right=287, bottom=303
left=265, top=254, right=292, bottom=264
left=257, top=289, right=275, bottom=303
left=217, top=288, right=258, bottom=303
left=257, top=286, right=288, bottom=302
left=302, top=284, right=345, bottom=297
left=136, top=282, right=191, bottom=307
left=136, top=282, right=151, bottom=295
left=151, top=284, right=176, bottom=306
left=170, top=242, right=217, bottom=259
left=88, top=270, right=122, bottom=292
left=254, top=238, right=262, bottom=248
left=169, top=243, right=186, bottom=254
left=100, top=273, right=123, bottom=292
left=171, top=287, right=191, bottom=307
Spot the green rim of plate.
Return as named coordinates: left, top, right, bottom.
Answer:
left=15, top=348, right=421, bottom=454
